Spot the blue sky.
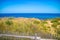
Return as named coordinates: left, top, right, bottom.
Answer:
left=0, top=0, right=60, bottom=13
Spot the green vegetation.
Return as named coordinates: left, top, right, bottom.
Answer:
left=5, top=20, right=13, bottom=25
left=33, top=20, right=40, bottom=24
left=0, top=17, right=60, bottom=40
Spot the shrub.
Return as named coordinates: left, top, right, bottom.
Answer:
left=5, top=20, right=13, bottom=25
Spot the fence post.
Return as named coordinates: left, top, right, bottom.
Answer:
left=34, top=33, right=41, bottom=40
left=35, top=33, right=37, bottom=40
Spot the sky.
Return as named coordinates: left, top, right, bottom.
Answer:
left=0, top=0, right=60, bottom=13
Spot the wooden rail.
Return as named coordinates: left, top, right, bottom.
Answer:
left=0, top=34, right=57, bottom=40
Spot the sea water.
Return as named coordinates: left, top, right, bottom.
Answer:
left=0, top=13, right=60, bottom=19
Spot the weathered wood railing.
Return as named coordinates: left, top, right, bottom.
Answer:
left=0, top=34, right=57, bottom=40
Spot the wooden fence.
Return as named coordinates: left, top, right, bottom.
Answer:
left=0, top=34, right=57, bottom=40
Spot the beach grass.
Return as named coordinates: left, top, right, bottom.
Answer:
left=0, top=17, right=60, bottom=40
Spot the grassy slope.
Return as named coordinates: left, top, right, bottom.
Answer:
left=0, top=17, right=60, bottom=39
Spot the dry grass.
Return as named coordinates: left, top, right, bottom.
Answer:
left=0, top=17, right=60, bottom=39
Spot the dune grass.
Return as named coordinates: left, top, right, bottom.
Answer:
left=0, top=17, right=60, bottom=40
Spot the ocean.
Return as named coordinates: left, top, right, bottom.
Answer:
left=0, top=13, right=60, bottom=19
